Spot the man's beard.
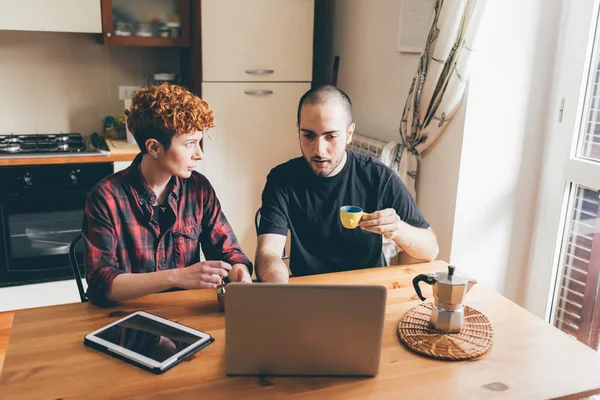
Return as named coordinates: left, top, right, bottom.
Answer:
left=302, top=149, right=346, bottom=177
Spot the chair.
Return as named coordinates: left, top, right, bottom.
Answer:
left=69, top=233, right=185, bottom=302
left=69, top=233, right=88, bottom=303
left=254, top=208, right=290, bottom=260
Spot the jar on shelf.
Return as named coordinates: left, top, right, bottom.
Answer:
left=135, top=21, right=153, bottom=37
left=114, top=20, right=131, bottom=36
left=166, top=22, right=180, bottom=38
left=159, top=25, right=170, bottom=38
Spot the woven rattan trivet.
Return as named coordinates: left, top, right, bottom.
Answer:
left=397, top=302, right=493, bottom=361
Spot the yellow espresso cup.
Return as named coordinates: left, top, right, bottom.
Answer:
left=340, top=205, right=364, bottom=229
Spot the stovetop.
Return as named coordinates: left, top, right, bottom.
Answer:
left=0, top=134, right=109, bottom=158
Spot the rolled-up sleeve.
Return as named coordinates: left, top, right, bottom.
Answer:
left=82, top=188, right=125, bottom=307
left=199, top=177, right=253, bottom=275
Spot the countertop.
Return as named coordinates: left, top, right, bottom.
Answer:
left=0, top=139, right=140, bottom=167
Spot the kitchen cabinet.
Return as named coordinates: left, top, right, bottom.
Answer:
left=0, top=280, right=82, bottom=312
left=201, top=0, right=314, bottom=82
left=202, top=82, right=310, bottom=260
left=200, top=0, right=314, bottom=262
left=100, top=0, right=190, bottom=47
left=0, top=0, right=101, bottom=33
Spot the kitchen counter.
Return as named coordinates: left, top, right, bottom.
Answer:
left=0, top=139, right=140, bottom=167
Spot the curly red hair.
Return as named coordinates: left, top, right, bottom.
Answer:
left=125, top=83, right=214, bottom=153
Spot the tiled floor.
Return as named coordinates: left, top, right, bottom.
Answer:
left=0, top=311, right=14, bottom=375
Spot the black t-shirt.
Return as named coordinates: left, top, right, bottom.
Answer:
left=258, top=150, right=429, bottom=276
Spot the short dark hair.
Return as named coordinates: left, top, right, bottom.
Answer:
left=125, top=83, right=214, bottom=153
left=297, top=84, right=353, bottom=127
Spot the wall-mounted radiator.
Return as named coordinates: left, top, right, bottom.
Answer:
left=348, top=133, right=398, bottom=167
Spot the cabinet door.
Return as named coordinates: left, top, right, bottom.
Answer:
left=101, top=0, right=191, bottom=47
left=202, top=82, right=310, bottom=261
left=201, top=0, right=314, bottom=82
left=0, top=0, right=101, bottom=33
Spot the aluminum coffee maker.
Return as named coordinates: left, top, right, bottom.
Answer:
left=412, top=265, right=477, bottom=333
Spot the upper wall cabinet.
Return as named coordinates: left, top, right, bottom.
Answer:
left=201, top=0, right=314, bottom=82
left=101, top=0, right=190, bottom=47
left=0, top=0, right=102, bottom=33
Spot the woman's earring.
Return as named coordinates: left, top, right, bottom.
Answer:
left=154, top=154, right=159, bottom=159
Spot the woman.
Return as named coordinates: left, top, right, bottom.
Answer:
left=83, top=83, right=252, bottom=307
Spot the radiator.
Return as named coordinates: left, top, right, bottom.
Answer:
left=348, top=133, right=398, bottom=167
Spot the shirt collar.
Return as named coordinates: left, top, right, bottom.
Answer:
left=127, top=153, right=181, bottom=205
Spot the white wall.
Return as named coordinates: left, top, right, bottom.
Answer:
left=418, top=98, right=466, bottom=261
left=332, top=0, right=460, bottom=260
left=450, top=0, right=562, bottom=304
left=0, top=30, right=180, bottom=135
left=333, top=0, right=420, bottom=144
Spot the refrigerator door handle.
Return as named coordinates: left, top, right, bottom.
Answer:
left=244, top=89, right=274, bottom=96
left=244, top=69, right=274, bottom=76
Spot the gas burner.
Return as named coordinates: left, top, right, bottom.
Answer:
left=37, top=142, right=55, bottom=149
left=0, top=133, right=100, bottom=157
left=4, top=136, right=20, bottom=144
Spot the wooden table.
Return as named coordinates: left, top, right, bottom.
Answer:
left=2, top=261, right=600, bottom=399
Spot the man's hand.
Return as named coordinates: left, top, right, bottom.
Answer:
left=228, top=264, right=253, bottom=283
left=170, top=261, right=231, bottom=289
left=360, top=208, right=439, bottom=262
left=359, top=208, right=403, bottom=239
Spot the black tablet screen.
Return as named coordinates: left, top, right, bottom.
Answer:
left=96, top=314, right=203, bottom=363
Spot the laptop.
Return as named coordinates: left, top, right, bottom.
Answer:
left=225, top=283, right=387, bottom=377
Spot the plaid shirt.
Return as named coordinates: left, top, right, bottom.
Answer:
left=83, top=154, right=251, bottom=306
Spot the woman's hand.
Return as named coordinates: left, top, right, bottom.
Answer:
left=228, top=264, right=253, bottom=283
left=170, top=261, right=232, bottom=289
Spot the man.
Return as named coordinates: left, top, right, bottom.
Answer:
left=84, top=83, right=252, bottom=306
left=255, top=85, right=438, bottom=283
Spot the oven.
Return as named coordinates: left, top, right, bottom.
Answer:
left=0, top=162, right=113, bottom=287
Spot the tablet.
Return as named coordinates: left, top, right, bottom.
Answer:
left=84, top=311, right=214, bottom=374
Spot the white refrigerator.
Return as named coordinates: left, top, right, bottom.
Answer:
left=200, top=0, right=314, bottom=262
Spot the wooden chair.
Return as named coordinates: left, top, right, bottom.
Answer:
left=69, top=234, right=187, bottom=302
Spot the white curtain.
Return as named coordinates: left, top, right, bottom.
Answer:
left=383, top=0, right=487, bottom=262
left=393, top=0, right=488, bottom=198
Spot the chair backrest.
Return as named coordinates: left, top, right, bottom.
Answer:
left=254, top=208, right=289, bottom=260
left=69, top=233, right=88, bottom=303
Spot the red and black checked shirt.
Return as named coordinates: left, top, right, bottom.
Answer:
left=83, top=154, right=252, bottom=306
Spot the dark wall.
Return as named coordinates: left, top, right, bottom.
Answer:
left=312, top=0, right=336, bottom=87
